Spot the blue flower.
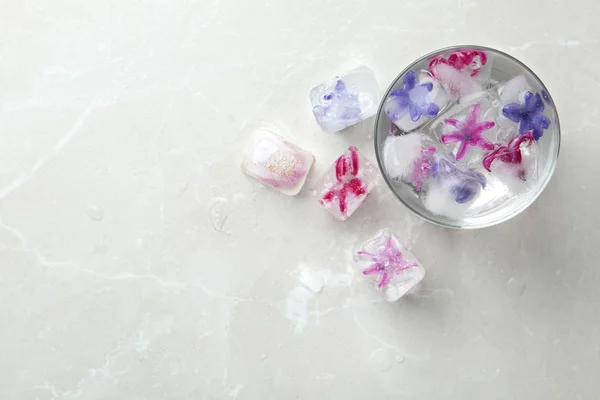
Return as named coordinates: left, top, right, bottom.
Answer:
left=432, top=156, right=486, bottom=204
left=314, top=79, right=362, bottom=122
left=502, top=91, right=551, bottom=141
left=385, top=71, right=440, bottom=123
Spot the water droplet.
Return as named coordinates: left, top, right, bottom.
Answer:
left=395, top=354, right=405, bottom=363
left=298, top=269, right=324, bottom=293
left=93, top=235, right=110, bottom=255
left=261, top=353, right=268, bottom=361
left=233, top=192, right=245, bottom=203
left=368, top=349, right=394, bottom=373
left=507, top=277, right=526, bottom=296
left=177, top=181, right=188, bottom=194
left=86, top=205, right=104, bottom=221
left=209, top=197, right=228, bottom=231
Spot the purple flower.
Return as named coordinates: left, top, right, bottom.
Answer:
left=502, top=91, right=551, bottom=141
left=357, top=236, right=418, bottom=289
left=385, top=71, right=440, bottom=123
left=541, top=89, right=551, bottom=104
left=432, top=155, right=486, bottom=203
left=314, top=79, right=362, bottom=122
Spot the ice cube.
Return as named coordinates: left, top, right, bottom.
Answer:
left=429, top=88, right=499, bottom=142
left=424, top=179, right=473, bottom=220
left=430, top=63, right=482, bottom=100
left=316, top=146, right=377, bottom=220
left=310, top=66, right=380, bottom=133
left=435, top=102, right=497, bottom=163
left=496, top=75, right=535, bottom=130
left=482, top=131, right=539, bottom=185
left=423, top=155, right=486, bottom=218
left=384, top=71, right=448, bottom=133
left=383, top=133, right=436, bottom=191
left=355, top=229, right=425, bottom=302
left=383, top=133, right=424, bottom=178
left=241, top=128, right=314, bottom=195
left=498, top=75, right=532, bottom=105
left=428, top=49, right=493, bottom=100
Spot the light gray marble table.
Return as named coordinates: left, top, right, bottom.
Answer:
left=1, top=1, right=598, bottom=399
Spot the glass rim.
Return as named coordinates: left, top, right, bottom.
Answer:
left=373, top=44, right=562, bottom=229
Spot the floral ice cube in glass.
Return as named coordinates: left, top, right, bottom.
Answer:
left=428, top=49, right=492, bottom=100
left=383, top=132, right=437, bottom=192
left=310, top=66, right=380, bottom=133
left=384, top=71, right=447, bottom=133
left=423, top=155, right=487, bottom=219
left=241, top=128, right=314, bottom=195
left=316, top=146, right=377, bottom=220
left=355, top=229, right=425, bottom=302
left=497, top=75, right=533, bottom=105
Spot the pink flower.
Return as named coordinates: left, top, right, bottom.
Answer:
left=357, top=236, right=418, bottom=289
left=441, top=104, right=495, bottom=160
left=320, top=146, right=367, bottom=218
left=407, top=146, right=436, bottom=192
left=429, top=49, right=488, bottom=78
left=483, top=131, right=536, bottom=180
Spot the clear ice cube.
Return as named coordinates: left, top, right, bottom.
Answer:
left=483, top=131, right=540, bottom=184
left=423, top=154, right=487, bottom=218
left=498, top=75, right=532, bottom=105
left=429, top=63, right=483, bottom=100
left=241, top=128, right=314, bottom=195
left=429, top=89, right=499, bottom=141
left=315, top=146, right=377, bottom=220
left=355, top=229, right=425, bottom=302
left=428, top=49, right=493, bottom=101
left=434, top=101, right=498, bottom=163
left=424, top=179, right=473, bottom=220
left=383, top=133, right=424, bottom=178
left=383, top=132, right=437, bottom=191
left=496, top=75, right=534, bottom=130
left=310, top=66, right=380, bottom=133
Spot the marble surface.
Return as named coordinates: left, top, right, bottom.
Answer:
left=1, top=1, right=599, bottom=399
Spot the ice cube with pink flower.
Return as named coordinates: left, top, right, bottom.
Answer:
left=241, top=128, right=314, bottom=195
left=355, top=229, right=425, bottom=302
left=315, top=146, right=378, bottom=220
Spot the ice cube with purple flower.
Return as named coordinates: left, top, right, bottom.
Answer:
left=502, top=91, right=551, bottom=141
left=498, top=75, right=532, bottom=105
left=310, top=66, right=380, bottom=133
left=384, top=71, right=447, bottom=133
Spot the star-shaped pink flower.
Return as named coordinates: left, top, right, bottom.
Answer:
left=357, top=236, right=418, bottom=289
left=441, top=104, right=495, bottom=160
